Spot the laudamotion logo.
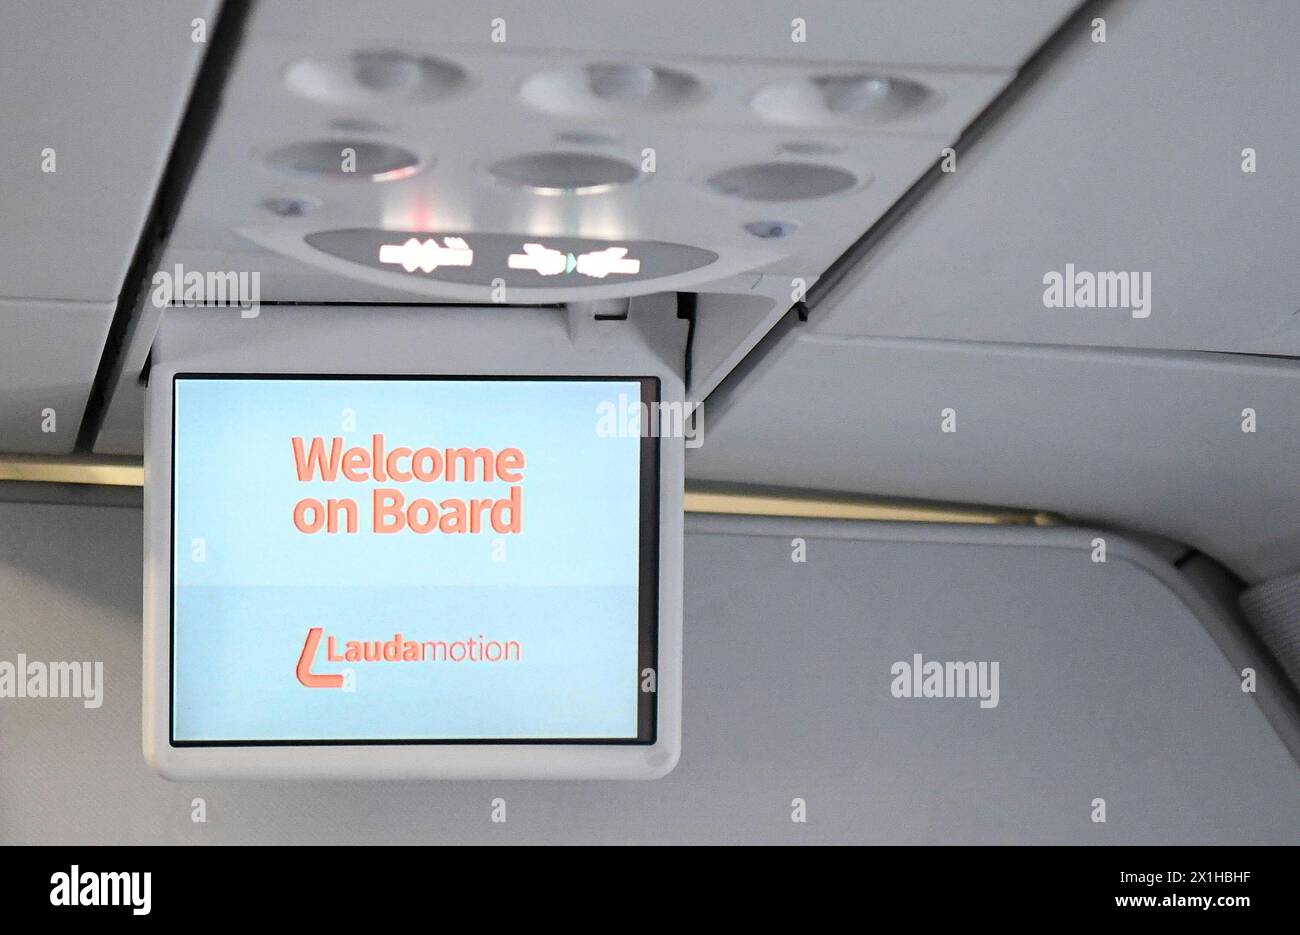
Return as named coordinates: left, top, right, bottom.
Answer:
left=296, top=627, right=522, bottom=688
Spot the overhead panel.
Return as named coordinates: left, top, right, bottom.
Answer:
left=688, top=331, right=1300, bottom=584
left=159, top=9, right=1024, bottom=304
left=94, top=0, right=1079, bottom=455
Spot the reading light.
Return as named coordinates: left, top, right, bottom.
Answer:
left=284, top=50, right=468, bottom=105
left=488, top=152, right=641, bottom=195
left=752, top=73, right=937, bottom=126
left=265, top=139, right=422, bottom=182
left=519, top=62, right=703, bottom=117
left=704, top=161, right=858, bottom=201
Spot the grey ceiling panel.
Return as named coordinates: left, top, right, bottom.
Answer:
left=0, top=300, right=113, bottom=455
left=0, top=0, right=216, bottom=303
left=251, top=0, right=1080, bottom=70
left=680, top=516, right=1300, bottom=842
left=688, top=329, right=1300, bottom=583
left=0, top=1, right=215, bottom=456
left=810, top=0, right=1300, bottom=356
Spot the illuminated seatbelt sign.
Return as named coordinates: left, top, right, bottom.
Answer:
left=305, top=228, right=711, bottom=288
left=507, top=243, right=642, bottom=278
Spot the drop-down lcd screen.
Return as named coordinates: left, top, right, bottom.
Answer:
left=169, top=374, right=659, bottom=746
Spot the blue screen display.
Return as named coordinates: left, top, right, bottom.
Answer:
left=170, top=376, right=654, bottom=743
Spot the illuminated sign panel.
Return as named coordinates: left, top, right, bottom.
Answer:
left=305, top=228, right=714, bottom=288
left=170, top=375, right=658, bottom=745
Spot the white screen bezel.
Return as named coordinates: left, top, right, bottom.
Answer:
left=144, top=305, right=683, bottom=779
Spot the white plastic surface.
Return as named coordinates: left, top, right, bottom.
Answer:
left=144, top=304, right=685, bottom=779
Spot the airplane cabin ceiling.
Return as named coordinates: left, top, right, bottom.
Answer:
left=1, top=0, right=1297, bottom=594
